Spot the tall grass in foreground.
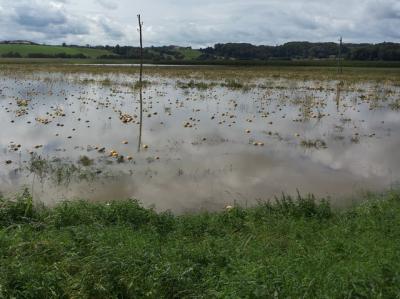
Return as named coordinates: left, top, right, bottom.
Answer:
left=1, top=190, right=400, bottom=298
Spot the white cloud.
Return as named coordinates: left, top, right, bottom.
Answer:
left=0, top=0, right=399, bottom=46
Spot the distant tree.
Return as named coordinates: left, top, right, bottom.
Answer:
left=114, top=44, right=121, bottom=55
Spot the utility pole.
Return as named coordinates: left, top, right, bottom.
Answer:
left=337, top=36, right=343, bottom=74
left=138, top=14, right=143, bottom=80
left=137, top=14, right=143, bottom=152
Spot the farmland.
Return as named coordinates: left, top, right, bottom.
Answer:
left=1, top=62, right=400, bottom=297
left=0, top=63, right=399, bottom=210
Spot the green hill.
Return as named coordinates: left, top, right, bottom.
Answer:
left=0, top=44, right=114, bottom=58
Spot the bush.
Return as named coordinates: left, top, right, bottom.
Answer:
left=0, top=189, right=36, bottom=227
left=1, top=51, right=22, bottom=58
left=27, top=53, right=88, bottom=59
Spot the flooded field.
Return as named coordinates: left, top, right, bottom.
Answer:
left=1, top=65, right=399, bottom=212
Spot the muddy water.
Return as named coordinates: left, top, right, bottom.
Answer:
left=0, top=70, right=399, bottom=212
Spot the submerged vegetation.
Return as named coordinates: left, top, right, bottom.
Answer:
left=0, top=190, right=400, bottom=297
left=176, top=79, right=251, bottom=91
left=134, top=79, right=152, bottom=90
left=176, top=80, right=213, bottom=90
left=221, top=79, right=249, bottom=90
left=389, top=98, right=400, bottom=110
left=300, top=139, right=328, bottom=149
left=28, top=154, right=102, bottom=186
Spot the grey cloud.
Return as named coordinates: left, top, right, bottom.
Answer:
left=0, top=0, right=398, bottom=46
left=14, top=3, right=67, bottom=27
left=97, top=0, right=118, bottom=10
left=0, top=0, right=90, bottom=43
left=367, top=0, right=400, bottom=19
left=97, top=18, right=124, bottom=39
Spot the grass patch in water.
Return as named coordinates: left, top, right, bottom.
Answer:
left=28, top=154, right=101, bottom=186
left=389, top=99, right=400, bottom=110
left=134, top=80, right=152, bottom=90
left=78, top=155, right=94, bottom=167
left=300, top=139, right=328, bottom=149
left=176, top=80, right=213, bottom=90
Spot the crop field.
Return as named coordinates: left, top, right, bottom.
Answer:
left=1, top=0, right=400, bottom=295
left=0, top=64, right=399, bottom=212
left=0, top=63, right=400, bottom=297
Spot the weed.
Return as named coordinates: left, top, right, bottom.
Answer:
left=389, top=99, right=400, bottom=110
left=176, top=80, right=212, bottom=90
left=300, top=139, right=327, bottom=149
left=78, top=155, right=93, bottom=167
left=221, top=79, right=244, bottom=89
left=134, top=80, right=151, bottom=90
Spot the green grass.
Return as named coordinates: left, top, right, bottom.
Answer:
left=0, top=44, right=114, bottom=58
left=1, top=190, right=400, bottom=298
left=177, top=48, right=202, bottom=60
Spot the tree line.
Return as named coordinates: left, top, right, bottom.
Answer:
left=2, top=41, right=400, bottom=61
left=105, top=42, right=400, bottom=61
left=199, top=42, right=400, bottom=61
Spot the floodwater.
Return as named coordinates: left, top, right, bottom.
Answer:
left=1, top=68, right=399, bottom=212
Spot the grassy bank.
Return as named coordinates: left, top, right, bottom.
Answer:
left=1, top=191, right=400, bottom=298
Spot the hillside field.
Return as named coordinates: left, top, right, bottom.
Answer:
left=0, top=44, right=114, bottom=58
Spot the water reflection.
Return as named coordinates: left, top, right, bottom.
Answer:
left=137, top=65, right=143, bottom=152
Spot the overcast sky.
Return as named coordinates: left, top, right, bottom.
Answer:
left=0, top=0, right=399, bottom=47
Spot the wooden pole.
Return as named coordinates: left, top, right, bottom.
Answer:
left=138, top=14, right=143, bottom=80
